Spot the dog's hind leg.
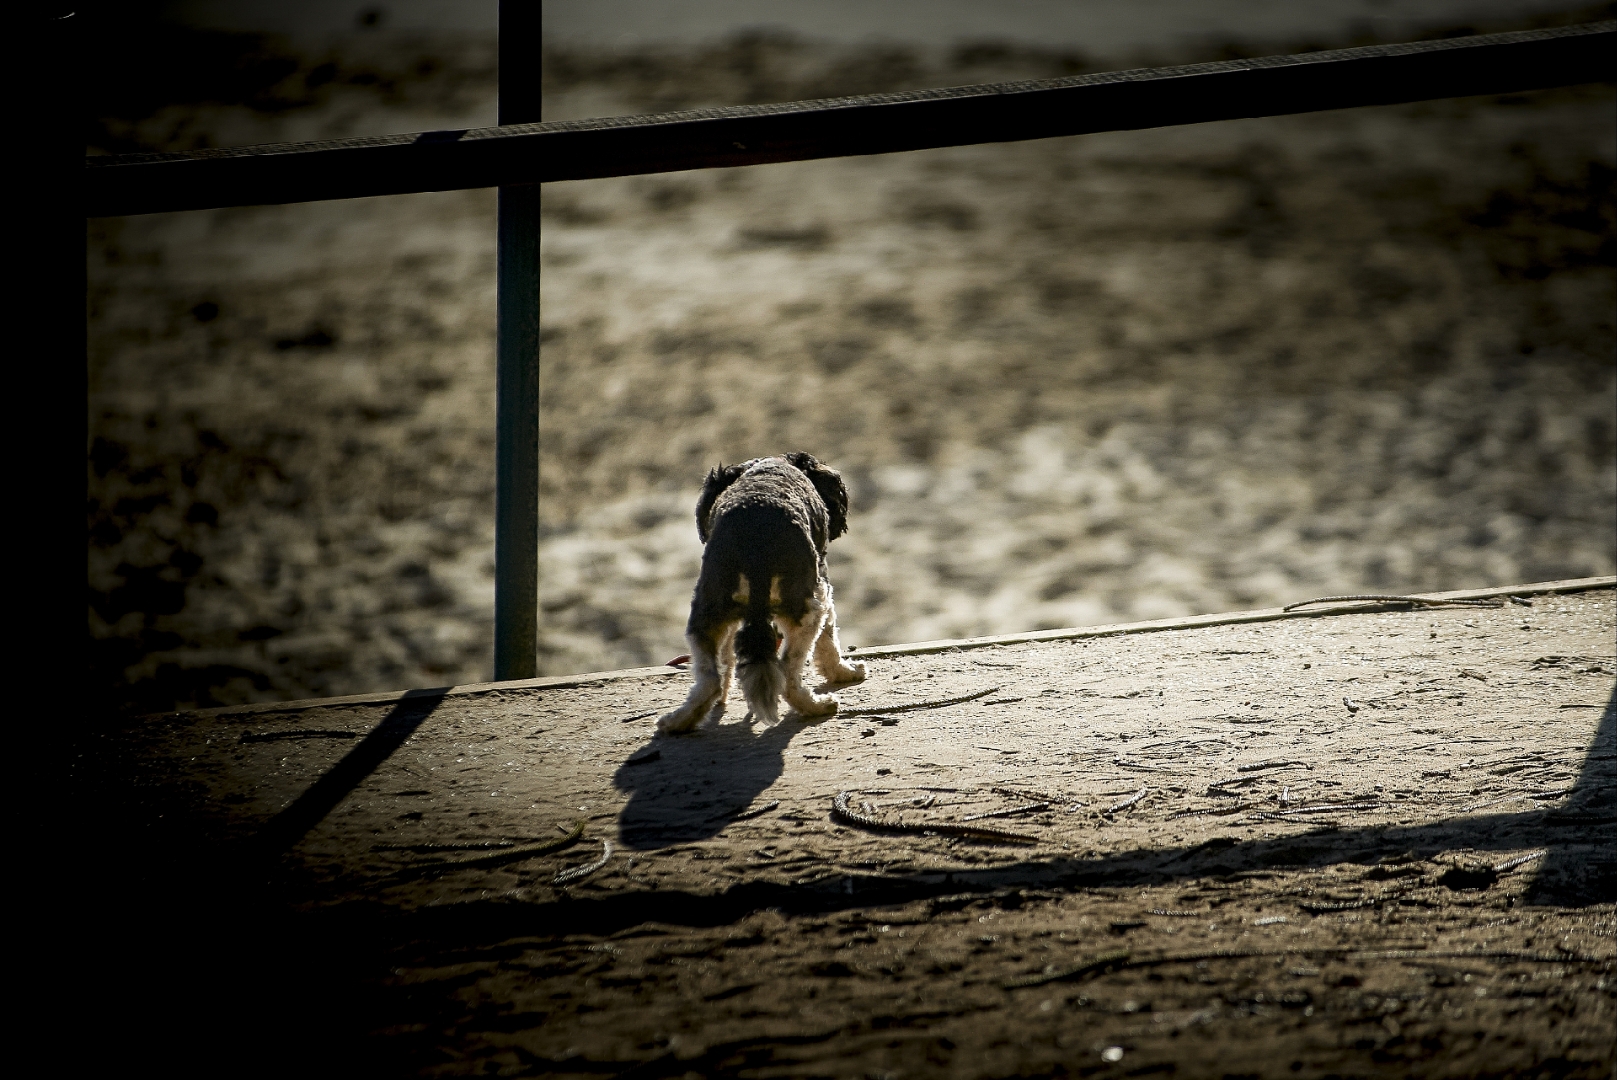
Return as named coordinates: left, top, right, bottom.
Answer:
left=780, top=593, right=839, bottom=718
left=708, top=620, right=738, bottom=722
left=658, top=618, right=737, bottom=734
left=811, top=583, right=867, bottom=686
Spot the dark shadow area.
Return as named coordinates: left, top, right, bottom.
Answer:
left=239, top=727, right=361, bottom=742
left=372, top=793, right=1617, bottom=945
left=1524, top=683, right=1616, bottom=905
left=613, top=714, right=823, bottom=848
left=67, top=687, right=450, bottom=1078
left=87, top=787, right=1611, bottom=1076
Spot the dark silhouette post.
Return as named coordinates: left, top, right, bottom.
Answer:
left=494, top=0, right=540, bottom=679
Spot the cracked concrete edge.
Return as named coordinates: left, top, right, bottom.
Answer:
left=158, top=575, right=1614, bottom=723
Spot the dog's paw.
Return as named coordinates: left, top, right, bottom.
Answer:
left=819, top=660, right=865, bottom=687
left=830, top=660, right=867, bottom=686
left=656, top=708, right=701, bottom=735
left=795, top=694, right=839, bottom=718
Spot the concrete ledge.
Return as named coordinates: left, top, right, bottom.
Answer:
left=177, top=665, right=688, bottom=721
left=167, top=575, right=1613, bottom=721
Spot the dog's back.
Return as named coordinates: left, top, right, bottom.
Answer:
left=694, top=459, right=827, bottom=623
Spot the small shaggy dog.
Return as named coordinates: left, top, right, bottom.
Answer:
left=658, top=453, right=867, bottom=734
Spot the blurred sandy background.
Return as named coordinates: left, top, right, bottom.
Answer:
left=87, top=1, right=1615, bottom=714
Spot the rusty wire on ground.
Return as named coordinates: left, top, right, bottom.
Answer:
left=1282, top=594, right=1508, bottom=612
left=839, top=686, right=1004, bottom=717
left=831, top=790, right=1038, bottom=844
left=554, top=838, right=613, bottom=886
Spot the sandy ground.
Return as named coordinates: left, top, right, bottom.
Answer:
left=74, top=583, right=1614, bottom=1077
left=86, top=33, right=1616, bottom=716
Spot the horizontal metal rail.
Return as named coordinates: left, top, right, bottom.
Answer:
left=86, top=21, right=1614, bottom=217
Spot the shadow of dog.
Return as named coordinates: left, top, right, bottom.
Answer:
left=613, top=715, right=821, bottom=850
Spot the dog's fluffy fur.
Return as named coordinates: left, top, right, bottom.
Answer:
left=658, top=453, right=867, bottom=734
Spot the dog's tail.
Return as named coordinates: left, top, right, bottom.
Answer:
left=735, top=585, right=784, bottom=724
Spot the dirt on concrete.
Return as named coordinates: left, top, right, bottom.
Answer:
left=73, top=585, right=1615, bottom=1077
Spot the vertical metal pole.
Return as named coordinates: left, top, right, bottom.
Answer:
left=494, top=0, right=540, bottom=680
